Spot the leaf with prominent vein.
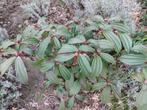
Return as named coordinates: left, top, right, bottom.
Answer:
left=0, top=57, right=16, bottom=76
left=15, top=56, right=28, bottom=84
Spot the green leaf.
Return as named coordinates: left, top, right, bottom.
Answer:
left=99, top=23, right=112, bottom=31
left=92, top=82, right=106, bottom=91
left=69, top=81, right=81, bottom=95
left=59, top=101, right=65, bottom=110
left=65, top=74, right=74, bottom=90
left=46, top=70, right=63, bottom=84
left=15, top=56, right=28, bottom=84
left=100, top=53, right=116, bottom=64
left=68, top=35, right=86, bottom=44
left=78, top=54, right=92, bottom=76
left=55, top=53, right=75, bottom=62
left=53, top=37, right=61, bottom=49
left=1, top=40, right=15, bottom=49
left=22, top=47, right=33, bottom=55
left=58, top=44, right=78, bottom=54
left=120, top=54, right=147, bottom=65
left=40, top=61, right=54, bottom=73
left=0, top=57, right=16, bottom=76
left=111, top=23, right=129, bottom=33
left=119, top=33, right=132, bottom=53
left=103, top=31, right=122, bottom=53
left=71, top=23, right=79, bottom=36
left=97, top=40, right=114, bottom=51
left=59, top=64, right=71, bottom=80
left=1, top=48, right=16, bottom=56
left=67, top=96, right=75, bottom=108
left=132, top=44, right=147, bottom=55
left=79, top=45, right=95, bottom=52
left=37, top=37, right=50, bottom=58
left=100, top=86, right=111, bottom=103
left=75, top=95, right=85, bottom=102
left=91, top=56, right=103, bottom=76
left=88, top=39, right=99, bottom=47
left=24, top=37, right=39, bottom=45
left=56, top=25, right=71, bottom=36
left=84, top=25, right=98, bottom=33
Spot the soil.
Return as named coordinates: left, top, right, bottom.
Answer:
left=0, top=0, right=29, bottom=37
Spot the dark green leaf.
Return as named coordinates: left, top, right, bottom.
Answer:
left=15, top=56, right=28, bottom=84
left=84, top=26, right=97, bottom=33
left=53, top=37, right=61, bottom=49
left=40, top=61, right=54, bottom=73
left=119, top=33, right=132, bottom=53
left=59, top=64, right=71, bottom=80
left=56, top=25, right=71, bottom=36
left=78, top=54, right=92, bottom=75
left=68, top=35, right=86, bottom=44
left=1, top=40, right=15, bottom=49
left=120, top=54, right=147, bottom=65
left=132, top=44, right=147, bottom=55
left=46, top=70, right=63, bottom=84
left=103, top=31, right=122, bottom=53
left=97, top=39, right=114, bottom=51
left=58, top=44, right=78, bottom=54
left=37, top=37, right=50, bottom=58
left=65, top=74, right=74, bottom=91
left=91, top=56, right=103, bottom=76
left=79, top=45, right=95, bottom=52
left=59, top=101, right=65, bottom=110
left=67, top=96, right=75, bottom=108
left=111, top=23, right=130, bottom=33
left=100, top=53, right=116, bottom=64
left=88, top=39, right=99, bottom=47
left=69, top=81, right=81, bottom=95
left=75, top=95, right=85, bottom=102
left=0, top=57, right=16, bottom=76
left=55, top=53, right=75, bottom=62
left=25, top=37, right=39, bottom=45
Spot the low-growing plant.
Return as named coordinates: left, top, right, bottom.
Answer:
left=0, top=16, right=147, bottom=109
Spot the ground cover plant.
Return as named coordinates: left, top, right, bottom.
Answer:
left=1, top=14, right=147, bottom=109
left=0, top=0, right=147, bottom=110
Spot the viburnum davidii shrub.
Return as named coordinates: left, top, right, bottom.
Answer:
left=0, top=16, right=147, bottom=109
